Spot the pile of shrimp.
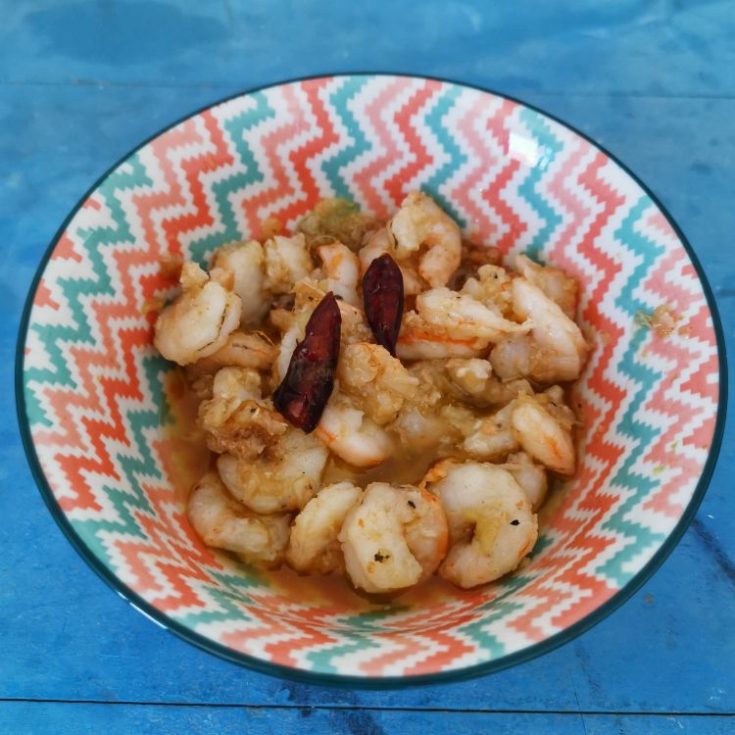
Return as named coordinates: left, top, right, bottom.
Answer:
left=154, top=193, right=589, bottom=592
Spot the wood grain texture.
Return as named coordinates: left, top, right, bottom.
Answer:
left=2, top=0, right=734, bottom=729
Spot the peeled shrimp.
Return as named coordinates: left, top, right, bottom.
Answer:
left=397, top=288, right=528, bottom=360
left=217, top=428, right=329, bottom=514
left=515, top=254, right=578, bottom=318
left=337, top=343, right=419, bottom=425
left=316, top=393, right=394, bottom=468
left=444, top=358, right=532, bottom=408
left=211, top=241, right=270, bottom=326
left=187, top=471, right=290, bottom=568
left=316, top=242, right=360, bottom=306
left=465, top=403, right=519, bottom=460
left=426, top=462, right=537, bottom=588
left=461, top=264, right=513, bottom=317
left=154, top=262, right=241, bottom=365
left=389, top=192, right=461, bottom=288
left=511, top=393, right=576, bottom=475
left=286, top=482, right=363, bottom=575
left=192, top=331, right=276, bottom=374
left=198, top=367, right=287, bottom=458
left=264, top=233, right=314, bottom=294
left=501, top=452, right=548, bottom=511
left=491, top=278, right=587, bottom=383
left=339, top=482, right=448, bottom=593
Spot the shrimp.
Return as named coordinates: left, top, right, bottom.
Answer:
left=191, top=331, right=276, bottom=374
left=337, top=343, right=419, bottom=425
left=396, top=288, right=528, bottom=361
left=264, top=234, right=314, bottom=294
left=515, top=254, right=578, bottom=318
left=454, top=401, right=521, bottom=461
left=338, top=482, right=448, bottom=593
left=316, top=393, right=394, bottom=468
left=396, top=310, right=486, bottom=360
left=198, top=367, right=288, bottom=458
left=425, top=462, right=538, bottom=588
left=511, top=392, right=576, bottom=475
left=444, top=358, right=533, bottom=408
left=316, top=242, right=360, bottom=305
left=389, top=192, right=461, bottom=288
left=501, top=452, right=548, bottom=511
left=217, top=428, right=329, bottom=514
left=491, top=278, right=587, bottom=383
left=187, top=471, right=290, bottom=568
left=286, top=482, right=363, bottom=575
left=211, top=241, right=270, bottom=326
left=461, top=264, right=513, bottom=317
left=154, top=262, right=241, bottom=366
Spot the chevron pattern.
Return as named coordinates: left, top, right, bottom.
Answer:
left=21, top=75, right=721, bottom=678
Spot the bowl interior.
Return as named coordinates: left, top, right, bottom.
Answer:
left=20, top=75, right=722, bottom=681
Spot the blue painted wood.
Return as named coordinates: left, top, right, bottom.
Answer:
left=1, top=704, right=733, bottom=735
left=1, top=0, right=734, bottom=727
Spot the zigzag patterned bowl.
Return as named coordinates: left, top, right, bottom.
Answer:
left=17, top=74, right=725, bottom=685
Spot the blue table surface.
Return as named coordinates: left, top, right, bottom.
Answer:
left=2, top=2, right=734, bottom=733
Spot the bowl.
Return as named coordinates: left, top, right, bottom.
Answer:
left=17, top=74, right=726, bottom=685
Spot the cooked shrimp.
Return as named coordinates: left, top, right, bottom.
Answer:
left=501, top=452, right=548, bottom=511
left=397, top=310, right=486, bottom=360
left=444, top=358, right=532, bottom=408
left=264, top=234, right=314, bottom=294
left=461, top=264, right=513, bottom=317
left=455, top=401, right=520, bottom=461
left=337, top=343, right=419, bottom=425
left=192, top=331, right=276, bottom=374
left=515, top=254, right=578, bottom=318
left=396, top=289, right=528, bottom=361
left=491, top=278, right=587, bottom=383
left=426, top=462, right=537, bottom=588
left=316, top=393, right=393, bottom=468
left=390, top=407, right=447, bottom=454
left=154, top=262, right=241, bottom=365
left=389, top=192, right=461, bottom=288
left=187, top=471, right=290, bottom=568
left=316, top=242, right=360, bottom=305
left=286, top=482, right=363, bottom=575
left=339, top=482, right=448, bottom=593
left=511, top=394, right=575, bottom=475
left=217, top=428, right=329, bottom=514
left=198, top=367, right=288, bottom=458
left=211, top=241, right=270, bottom=326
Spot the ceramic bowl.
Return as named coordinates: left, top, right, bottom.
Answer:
left=17, top=74, right=725, bottom=685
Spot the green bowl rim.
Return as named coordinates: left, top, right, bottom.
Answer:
left=15, top=72, right=728, bottom=689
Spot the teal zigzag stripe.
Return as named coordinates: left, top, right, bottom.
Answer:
left=189, top=92, right=275, bottom=264
left=600, top=196, right=666, bottom=585
left=24, top=155, right=152, bottom=426
left=319, top=76, right=371, bottom=200
left=518, top=109, right=563, bottom=260
left=422, top=84, right=467, bottom=227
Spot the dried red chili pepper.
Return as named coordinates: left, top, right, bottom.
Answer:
left=362, top=254, right=404, bottom=356
left=272, top=292, right=341, bottom=433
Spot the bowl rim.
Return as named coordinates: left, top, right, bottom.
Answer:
left=15, top=71, right=728, bottom=688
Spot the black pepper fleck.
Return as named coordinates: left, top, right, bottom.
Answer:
left=407, top=500, right=416, bottom=509
left=510, top=519, right=520, bottom=526
left=374, top=551, right=389, bottom=562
